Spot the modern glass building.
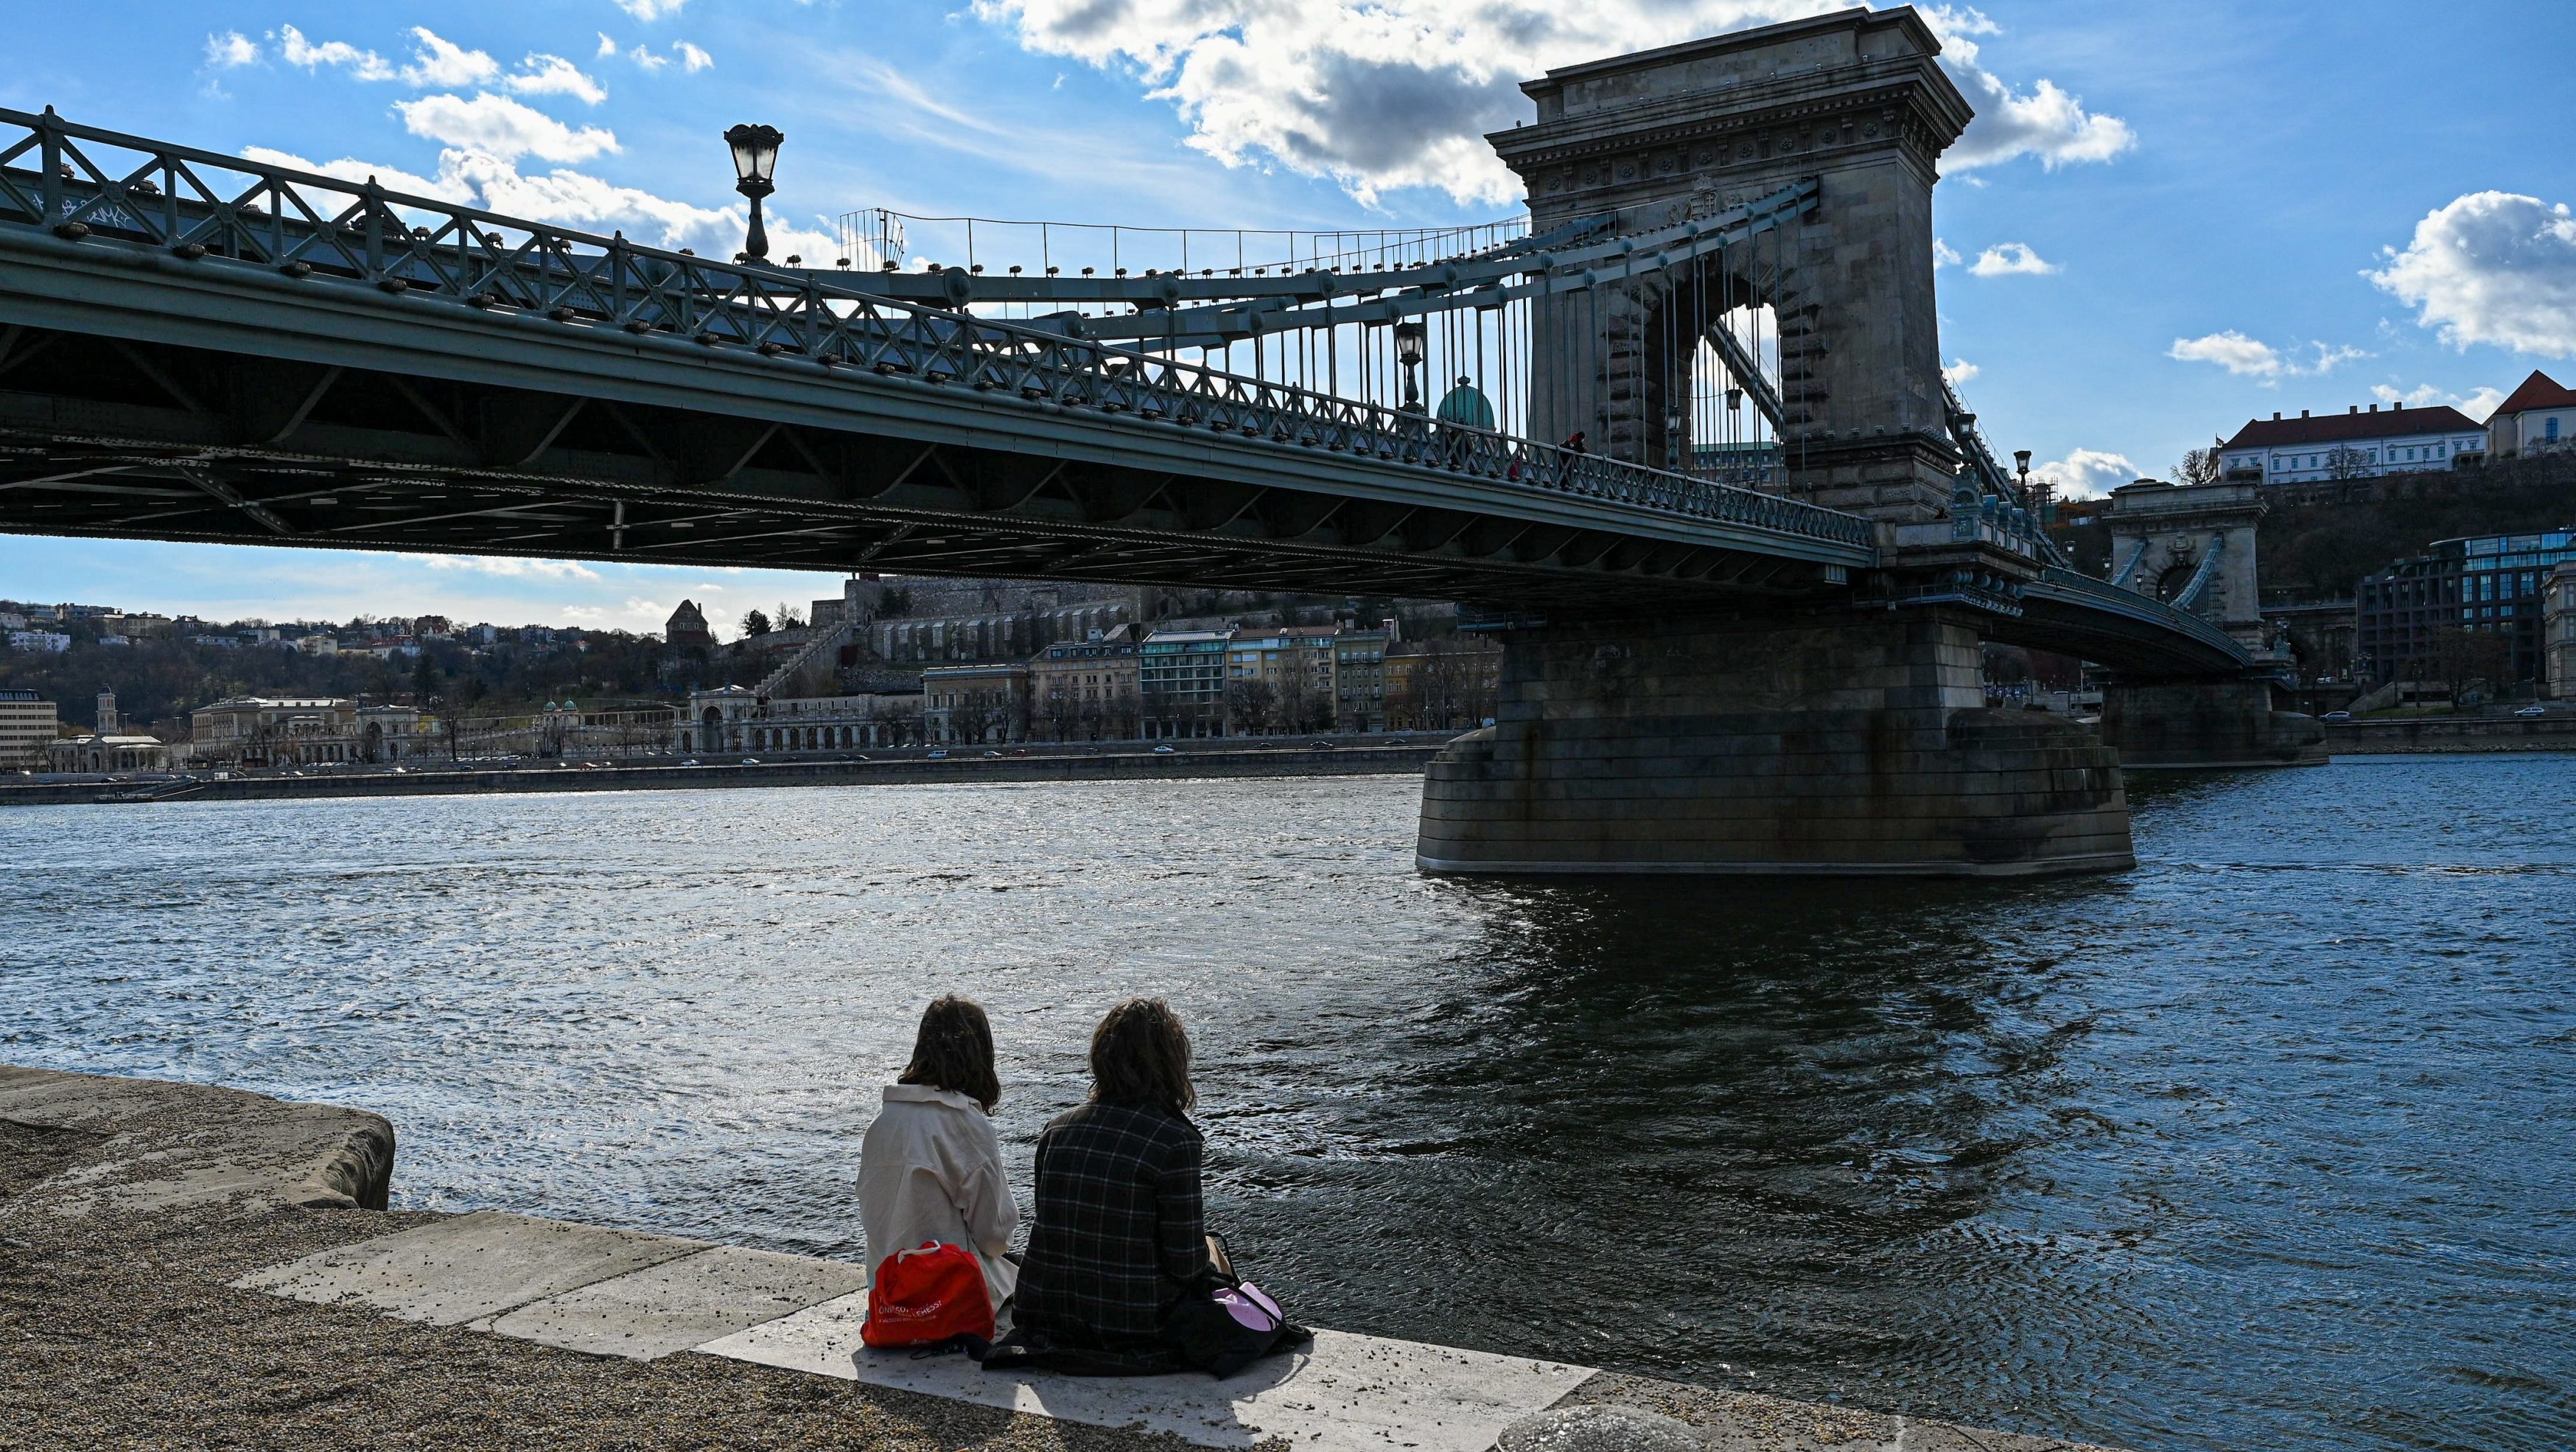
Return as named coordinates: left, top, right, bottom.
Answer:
left=1138, top=629, right=1231, bottom=739
left=2356, top=530, right=2576, bottom=689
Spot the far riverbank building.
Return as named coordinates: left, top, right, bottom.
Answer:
left=2219, top=402, right=2486, bottom=484
left=2356, top=531, right=2576, bottom=691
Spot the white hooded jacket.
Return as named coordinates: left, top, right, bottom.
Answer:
left=857, top=1083, right=1018, bottom=1310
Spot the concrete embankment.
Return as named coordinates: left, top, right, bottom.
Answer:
left=1, top=1063, right=2125, bottom=1452
left=2325, top=714, right=2576, bottom=755
left=0, top=743, right=1445, bottom=809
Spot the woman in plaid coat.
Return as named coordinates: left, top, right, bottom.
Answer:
left=1009, top=998, right=1228, bottom=1372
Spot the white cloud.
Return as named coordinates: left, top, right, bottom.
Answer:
left=276, top=24, right=396, bottom=80
left=972, top=1, right=2132, bottom=206
left=2367, top=190, right=2576, bottom=358
left=401, top=27, right=501, bottom=87
left=206, top=32, right=259, bottom=68
left=1924, top=7, right=2135, bottom=172
left=2172, top=331, right=2281, bottom=377
left=395, top=93, right=620, bottom=164
left=508, top=55, right=609, bottom=105
left=242, top=143, right=839, bottom=262
left=678, top=43, right=713, bottom=71
left=2370, top=382, right=2507, bottom=420
left=597, top=32, right=620, bottom=58
left=629, top=45, right=671, bottom=72
left=273, top=25, right=513, bottom=88
left=2169, top=331, right=2367, bottom=380
left=1933, top=237, right=1963, bottom=269
left=402, top=554, right=601, bottom=580
left=2029, top=447, right=2136, bottom=500
left=1968, top=241, right=2057, bottom=276
left=609, top=0, right=691, bottom=18
left=1942, top=357, right=1979, bottom=386
left=239, top=146, right=466, bottom=203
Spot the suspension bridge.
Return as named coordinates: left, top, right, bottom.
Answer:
left=0, top=4, right=2320, bottom=876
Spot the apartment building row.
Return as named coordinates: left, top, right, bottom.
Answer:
left=683, top=620, right=1502, bottom=753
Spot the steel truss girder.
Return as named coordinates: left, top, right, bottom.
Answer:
left=0, top=105, right=1870, bottom=562
left=0, top=327, right=1841, bottom=612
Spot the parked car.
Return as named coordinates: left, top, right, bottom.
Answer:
left=1011, top=747, right=1029, bottom=756
left=1152, top=745, right=1177, bottom=755
left=2321, top=711, right=2352, bottom=723
left=740, top=757, right=760, bottom=764
left=2515, top=705, right=2547, bottom=718
left=984, top=750, right=1004, bottom=758
left=1310, top=740, right=1335, bottom=749
left=927, top=749, right=949, bottom=759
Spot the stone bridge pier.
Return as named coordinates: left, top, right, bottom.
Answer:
left=1418, top=607, right=2131, bottom=876
left=1424, top=7, right=2133, bottom=878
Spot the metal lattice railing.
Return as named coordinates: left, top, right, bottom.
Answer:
left=0, top=105, right=1877, bottom=556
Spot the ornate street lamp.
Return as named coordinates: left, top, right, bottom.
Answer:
left=1393, top=320, right=1426, bottom=411
left=2013, top=447, right=2033, bottom=504
left=723, top=122, right=783, bottom=262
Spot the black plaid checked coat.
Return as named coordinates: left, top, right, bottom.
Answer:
left=1012, top=1099, right=1209, bottom=1356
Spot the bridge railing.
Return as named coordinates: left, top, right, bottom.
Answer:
left=0, top=105, right=1876, bottom=556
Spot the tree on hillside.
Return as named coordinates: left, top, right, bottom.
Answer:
left=741, top=609, right=771, bottom=638
left=2171, top=447, right=2222, bottom=485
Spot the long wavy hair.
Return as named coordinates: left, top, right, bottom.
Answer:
left=899, top=995, right=1001, bottom=1113
left=1089, top=997, right=1194, bottom=1117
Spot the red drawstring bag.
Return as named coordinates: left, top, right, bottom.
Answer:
left=862, top=1241, right=994, bottom=1348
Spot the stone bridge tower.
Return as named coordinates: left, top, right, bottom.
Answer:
left=2103, top=479, right=2269, bottom=650
left=2096, top=478, right=2323, bottom=767
left=1491, top=5, right=1971, bottom=526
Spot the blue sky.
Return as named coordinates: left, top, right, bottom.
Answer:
left=5, top=0, right=2571, bottom=635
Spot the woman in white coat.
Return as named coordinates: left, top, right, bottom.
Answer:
left=858, top=995, right=1019, bottom=1315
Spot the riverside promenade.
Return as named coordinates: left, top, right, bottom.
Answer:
left=0, top=1065, right=2124, bottom=1452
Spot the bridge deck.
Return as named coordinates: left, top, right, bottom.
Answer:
left=0, top=105, right=2249, bottom=676
left=0, top=108, right=1872, bottom=611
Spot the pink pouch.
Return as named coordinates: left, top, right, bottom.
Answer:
left=1214, top=1282, right=1284, bottom=1332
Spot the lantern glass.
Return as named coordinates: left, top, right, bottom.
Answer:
left=723, top=124, right=783, bottom=190
left=1393, top=321, right=1426, bottom=367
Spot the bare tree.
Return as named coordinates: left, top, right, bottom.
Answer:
left=1273, top=659, right=1320, bottom=736
left=2419, top=626, right=2510, bottom=707
left=1396, top=638, right=1502, bottom=729
left=946, top=690, right=995, bottom=744
left=1224, top=679, right=1275, bottom=736
left=2325, top=445, right=2373, bottom=481
left=2170, top=447, right=2223, bottom=486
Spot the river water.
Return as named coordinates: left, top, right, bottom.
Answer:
left=5, top=756, right=2572, bottom=1451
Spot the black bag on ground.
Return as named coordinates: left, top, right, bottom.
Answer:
left=1161, top=1248, right=1312, bottom=1379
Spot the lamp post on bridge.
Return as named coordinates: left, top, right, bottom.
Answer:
left=2013, top=449, right=2033, bottom=508
left=1394, top=321, right=1426, bottom=412
left=724, top=123, right=783, bottom=262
